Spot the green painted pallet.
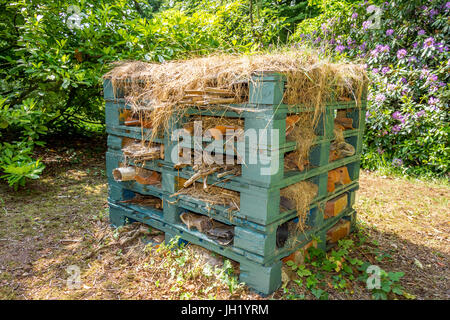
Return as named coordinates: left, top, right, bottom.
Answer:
left=107, top=171, right=358, bottom=263
left=106, top=146, right=361, bottom=226
left=104, top=72, right=366, bottom=193
left=107, top=198, right=355, bottom=295
left=108, top=173, right=358, bottom=232
left=103, top=71, right=366, bottom=295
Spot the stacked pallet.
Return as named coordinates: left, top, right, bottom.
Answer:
left=103, top=67, right=367, bottom=295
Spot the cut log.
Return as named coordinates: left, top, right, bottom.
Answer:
left=113, top=167, right=135, bottom=181
left=124, top=116, right=152, bottom=128
left=124, top=118, right=141, bottom=126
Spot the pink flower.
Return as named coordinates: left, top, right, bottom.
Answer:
left=428, top=74, right=438, bottom=82
left=392, top=125, right=401, bottom=134
left=416, top=110, right=425, bottom=118
left=336, top=45, right=346, bottom=53
left=428, top=97, right=440, bottom=105
left=362, top=21, right=372, bottom=30
left=397, top=49, right=407, bottom=59
left=424, top=37, right=435, bottom=48
left=375, top=93, right=386, bottom=103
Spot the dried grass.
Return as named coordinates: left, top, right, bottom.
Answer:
left=122, top=142, right=161, bottom=163
left=173, top=184, right=240, bottom=212
left=185, top=116, right=244, bottom=132
left=104, top=50, right=367, bottom=142
left=280, top=181, right=318, bottom=230
left=286, top=113, right=317, bottom=171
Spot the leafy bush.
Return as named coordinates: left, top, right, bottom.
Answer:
left=1, top=0, right=286, bottom=129
left=0, top=145, right=45, bottom=190
left=292, top=0, right=449, bottom=177
left=0, top=0, right=287, bottom=188
left=0, top=98, right=49, bottom=189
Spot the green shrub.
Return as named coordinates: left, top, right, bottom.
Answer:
left=292, top=0, right=449, bottom=177
left=0, top=98, right=49, bottom=189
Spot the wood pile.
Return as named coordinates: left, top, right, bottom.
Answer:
left=171, top=184, right=240, bottom=212
left=122, top=143, right=164, bottom=162
left=174, top=158, right=241, bottom=191
left=179, top=88, right=238, bottom=105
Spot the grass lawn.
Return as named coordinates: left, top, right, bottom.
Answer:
left=0, top=138, right=448, bottom=300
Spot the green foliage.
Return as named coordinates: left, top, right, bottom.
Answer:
left=291, top=0, right=449, bottom=177
left=151, top=236, right=243, bottom=297
left=357, top=263, right=405, bottom=300
left=285, top=238, right=407, bottom=300
left=0, top=143, right=45, bottom=190
left=0, top=98, right=48, bottom=189
left=1, top=0, right=446, bottom=189
left=1, top=0, right=287, bottom=128
left=0, top=0, right=287, bottom=188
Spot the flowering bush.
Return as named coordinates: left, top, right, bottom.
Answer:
left=292, top=0, right=449, bottom=177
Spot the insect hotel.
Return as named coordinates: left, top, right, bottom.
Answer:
left=103, top=52, right=368, bottom=295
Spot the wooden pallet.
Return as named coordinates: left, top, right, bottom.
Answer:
left=103, top=71, right=366, bottom=295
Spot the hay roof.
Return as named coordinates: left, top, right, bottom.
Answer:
left=104, top=50, right=367, bottom=141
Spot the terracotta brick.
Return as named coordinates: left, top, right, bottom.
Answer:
left=324, top=194, right=348, bottom=219
left=326, top=220, right=351, bottom=243
left=282, top=240, right=318, bottom=264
